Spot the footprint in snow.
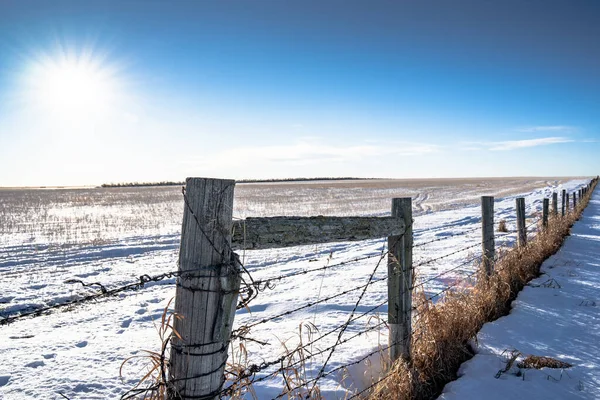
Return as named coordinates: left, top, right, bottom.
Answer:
left=135, top=308, right=147, bottom=315
left=0, top=376, right=10, bottom=386
left=121, top=318, right=132, bottom=328
left=75, top=341, right=88, bottom=348
left=42, top=353, right=56, bottom=359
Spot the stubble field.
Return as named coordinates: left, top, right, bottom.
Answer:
left=0, top=176, right=589, bottom=399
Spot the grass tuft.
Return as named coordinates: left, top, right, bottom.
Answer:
left=518, top=355, right=572, bottom=370
left=497, top=219, right=508, bottom=232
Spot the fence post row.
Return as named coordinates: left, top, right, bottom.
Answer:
left=481, top=196, right=495, bottom=275
left=542, top=198, right=549, bottom=228
left=516, top=197, right=527, bottom=246
left=169, top=178, right=241, bottom=400
left=165, top=177, right=598, bottom=395
left=561, top=189, right=566, bottom=216
left=388, top=197, right=413, bottom=362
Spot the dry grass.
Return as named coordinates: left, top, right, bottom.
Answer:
left=369, top=184, right=596, bottom=400
left=518, top=355, right=572, bottom=369
left=225, top=341, right=259, bottom=400
left=497, top=219, right=508, bottom=232
left=120, top=298, right=181, bottom=400
left=277, top=322, right=323, bottom=399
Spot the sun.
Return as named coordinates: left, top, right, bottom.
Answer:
left=24, top=48, right=122, bottom=120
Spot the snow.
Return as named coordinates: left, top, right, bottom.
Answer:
left=0, top=178, right=592, bottom=399
left=439, top=186, right=600, bottom=400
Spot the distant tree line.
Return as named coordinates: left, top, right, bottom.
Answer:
left=100, top=177, right=374, bottom=188
left=100, top=181, right=184, bottom=188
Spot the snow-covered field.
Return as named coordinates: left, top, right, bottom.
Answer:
left=0, top=177, right=591, bottom=399
left=439, top=185, right=600, bottom=400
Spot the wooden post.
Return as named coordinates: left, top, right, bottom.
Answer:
left=561, top=189, right=566, bottom=217
left=542, top=198, right=549, bottom=228
left=573, top=192, right=577, bottom=210
left=481, top=196, right=495, bottom=275
left=552, top=192, right=558, bottom=216
left=388, top=197, right=412, bottom=362
left=516, top=197, right=527, bottom=247
left=566, top=193, right=570, bottom=213
left=169, top=178, right=240, bottom=400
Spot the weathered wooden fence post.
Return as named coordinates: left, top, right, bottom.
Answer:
left=552, top=192, right=558, bottom=216
left=169, top=178, right=240, bottom=400
left=481, top=196, right=495, bottom=275
left=516, top=197, right=527, bottom=247
left=561, top=189, right=566, bottom=217
left=388, top=197, right=413, bottom=362
left=573, top=192, right=577, bottom=210
left=566, top=193, right=570, bottom=213
left=542, top=198, right=549, bottom=228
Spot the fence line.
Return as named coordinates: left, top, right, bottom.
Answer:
left=1, top=177, right=597, bottom=400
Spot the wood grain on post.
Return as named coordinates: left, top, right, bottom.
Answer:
left=481, top=196, right=495, bottom=275
left=388, top=198, right=412, bottom=362
left=232, top=216, right=405, bottom=250
left=561, top=189, right=566, bottom=217
left=542, top=198, right=549, bottom=228
left=169, top=178, right=240, bottom=400
left=552, top=192, right=558, bottom=216
left=516, top=197, right=527, bottom=247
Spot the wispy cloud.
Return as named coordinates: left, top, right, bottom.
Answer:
left=517, top=125, right=574, bottom=133
left=460, top=137, right=573, bottom=152
left=184, top=139, right=440, bottom=170
left=489, top=137, right=573, bottom=151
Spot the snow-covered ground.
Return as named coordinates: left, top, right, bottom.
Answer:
left=0, top=178, right=592, bottom=399
left=438, top=185, right=600, bottom=400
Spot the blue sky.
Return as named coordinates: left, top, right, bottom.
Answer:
left=0, top=0, right=599, bottom=186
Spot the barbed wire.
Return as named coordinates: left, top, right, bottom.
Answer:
left=222, top=319, right=389, bottom=396
left=249, top=252, right=383, bottom=287
left=230, top=221, right=414, bottom=337
left=413, top=224, right=481, bottom=248
left=412, top=254, right=481, bottom=291
left=0, top=268, right=184, bottom=326
left=220, top=226, right=413, bottom=397
left=271, top=331, right=410, bottom=400
left=231, top=273, right=389, bottom=337
left=310, top=232, right=394, bottom=393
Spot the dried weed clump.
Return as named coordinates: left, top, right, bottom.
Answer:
left=518, top=355, right=572, bottom=370
left=370, top=186, right=595, bottom=400
left=497, top=219, right=508, bottom=233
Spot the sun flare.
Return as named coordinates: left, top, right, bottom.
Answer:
left=24, top=49, right=122, bottom=119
